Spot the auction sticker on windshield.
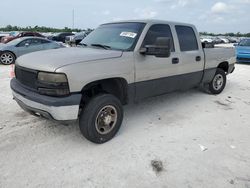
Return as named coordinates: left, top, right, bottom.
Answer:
left=120, top=32, right=137, bottom=38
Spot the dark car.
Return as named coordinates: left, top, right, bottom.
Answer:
left=1, top=32, right=45, bottom=44
left=65, top=32, right=88, bottom=45
left=48, top=32, right=74, bottom=43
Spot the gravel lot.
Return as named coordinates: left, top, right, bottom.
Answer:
left=0, top=63, right=250, bottom=188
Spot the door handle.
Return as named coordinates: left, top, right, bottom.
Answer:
left=196, top=56, right=201, bottom=62
left=172, top=58, right=179, bottom=64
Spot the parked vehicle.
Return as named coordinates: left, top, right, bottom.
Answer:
left=218, top=37, right=230, bottom=43
left=1, top=32, right=44, bottom=44
left=213, top=37, right=224, bottom=44
left=65, top=31, right=88, bottom=45
left=11, top=20, right=236, bottom=143
left=0, top=33, right=10, bottom=41
left=0, top=37, right=63, bottom=65
left=235, top=38, right=250, bottom=63
left=200, top=36, right=214, bottom=44
left=48, top=32, right=74, bottom=43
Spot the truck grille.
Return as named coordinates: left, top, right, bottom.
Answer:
left=15, top=66, right=38, bottom=90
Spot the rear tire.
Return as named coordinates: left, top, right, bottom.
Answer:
left=0, top=51, right=15, bottom=65
left=207, top=68, right=226, bottom=94
left=79, top=94, right=123, bottom=144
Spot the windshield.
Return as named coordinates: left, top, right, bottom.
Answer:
left=80, top=22, right=146, bottom=51
left=5, top=38, right=23, bottom=45
left=239, top=39, right=250, bottom=46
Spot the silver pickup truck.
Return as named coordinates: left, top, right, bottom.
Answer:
left=11, top=20, right=236, bottom=143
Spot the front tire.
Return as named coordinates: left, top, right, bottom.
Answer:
left=79, top=94, right=123, bottom=144
left=0, top=51, right=15, bottom=65
left=208, top=68, right=226, bottom=94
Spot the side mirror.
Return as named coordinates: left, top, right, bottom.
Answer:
left=233, top=43, right=238, bottom=46
left=140, top=37, right=171, bottom=58
left=25, top=43, right=30, bottom=47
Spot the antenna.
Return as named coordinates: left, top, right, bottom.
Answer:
left=72, top=9, right=75, bottom=30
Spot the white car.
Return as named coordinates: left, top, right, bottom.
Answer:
left=200, top=37, right=213, bottom=43
left=218, top=37, right=230, bottom=43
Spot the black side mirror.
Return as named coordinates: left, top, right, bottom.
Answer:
left=140, top=37, right=171, bottom=58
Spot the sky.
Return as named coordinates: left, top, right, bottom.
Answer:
left=0, top=0, right=250, bottom=33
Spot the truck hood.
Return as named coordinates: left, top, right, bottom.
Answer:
left=16, top=47, right=123, bottom=72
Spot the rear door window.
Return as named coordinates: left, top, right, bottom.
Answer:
left=30, top=39, right=43, bottom=46
left=175, top=25, right=198, bottom=51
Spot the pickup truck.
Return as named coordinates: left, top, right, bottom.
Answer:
left=10, top=20, right=236, bottom=144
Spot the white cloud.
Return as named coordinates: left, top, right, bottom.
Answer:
left=134, top=8, right=158, bottom=19
left=211, top=2, right=229, bottom=13
left=154, top=0, right=198, bottom=8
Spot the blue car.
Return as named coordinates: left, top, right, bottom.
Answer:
left=0, top=37, right=64, bottom=65
left=236, top=38, right=250, bottom=63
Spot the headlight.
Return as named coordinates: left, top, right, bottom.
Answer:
left=38, top=72, right=68, bottom=83
left=37, top=72, right=70, bottom=97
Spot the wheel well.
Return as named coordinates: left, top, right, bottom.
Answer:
left=217, top=62, right=229, bottom=73
left=80, top=78, right=129, bottom=106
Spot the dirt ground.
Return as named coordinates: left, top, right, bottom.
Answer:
left=0, top=63, right=250, bottom=188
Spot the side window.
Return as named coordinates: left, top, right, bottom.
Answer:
left=17, top=39, right=31, bottom=47
left=23, top=33, right=34, bottom=37
left=30, top=39, right=42, bottom=45
left=143, top=24, right=175, bottom=52
left=175, top=25, right=198, bottom=51
left=60, top=33, right=67, bottom=37
left=41, top=39, right=51, bottom=44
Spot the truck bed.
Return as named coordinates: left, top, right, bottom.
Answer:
left=203, top=46, right=236, bottom=70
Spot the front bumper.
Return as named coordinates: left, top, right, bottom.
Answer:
left=237, top=57, right=250, bottom=63
left=237, top=54, right=250, bottom=63
left=11, top=78, right=82, bottom=121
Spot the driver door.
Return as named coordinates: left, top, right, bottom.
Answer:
left=134, top=24, right=181, bottom=100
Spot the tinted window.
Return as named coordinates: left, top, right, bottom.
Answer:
left=41, top=39, right=51, bottom=44
left=175, top=25, right=198, bottom=51
left=17, top=39, right=32, bottom=47
left=31, top=39, right=43, bottom=45
left=143, top=24, right=175, bottom=52
left=24, top=33, right=34, bottom=37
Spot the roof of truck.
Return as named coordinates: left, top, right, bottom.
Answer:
left=103, top=19, right=196, bottom=28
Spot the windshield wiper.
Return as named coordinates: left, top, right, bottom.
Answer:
left=78, top=43, right=87, bottom=46
left=91, top=43, right=111, bottom=50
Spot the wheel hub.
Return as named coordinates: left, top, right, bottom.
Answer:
left=213, top=74, right=224, bottom=90
left=0, top=53, right=14, bottom=65
left=95, top=105, right=117, bottom=135
left=104, top=115, right=112, bottom=125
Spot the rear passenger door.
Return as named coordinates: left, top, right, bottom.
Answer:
left=174, top=25, right=204, bottom=89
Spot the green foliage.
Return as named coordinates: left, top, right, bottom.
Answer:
left=0, top=25, right=93, bottom=33
left=200, top=31, right=250, bottom=37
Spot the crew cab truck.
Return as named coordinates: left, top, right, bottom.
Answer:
left=11, top=20, right=236, bottom=144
